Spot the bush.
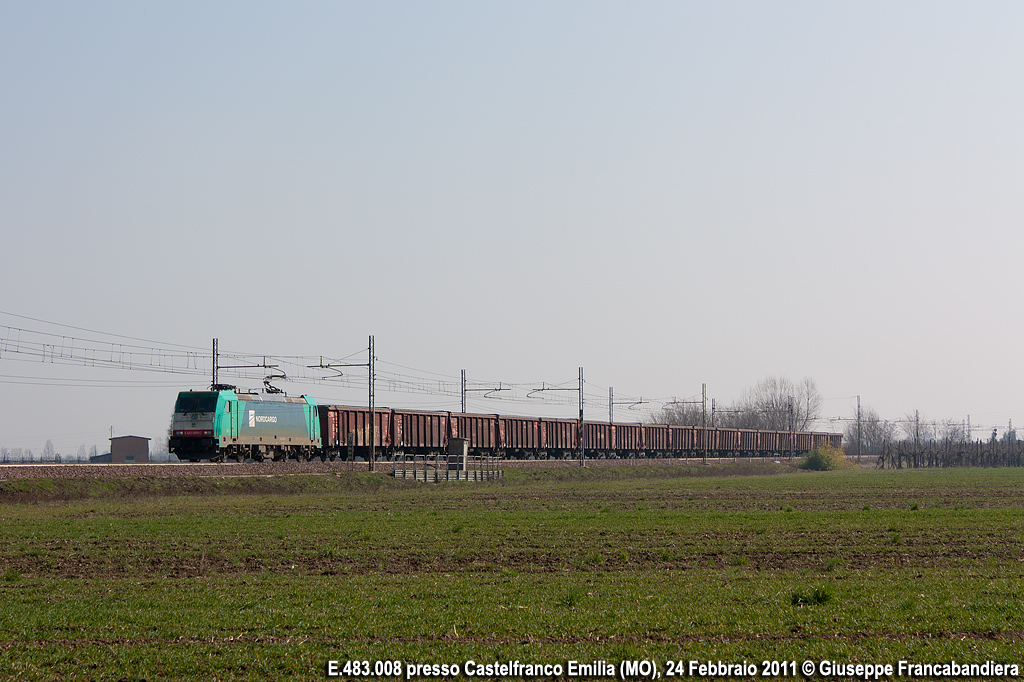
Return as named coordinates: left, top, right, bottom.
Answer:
left=799, top=445, right=852, bottom=471
left=791, top=585, right=834, bottom=606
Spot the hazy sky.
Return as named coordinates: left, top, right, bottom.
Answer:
left=2, top=2, right=1022, bottom=454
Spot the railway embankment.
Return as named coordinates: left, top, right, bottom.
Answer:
left=0, top=456, right=801, bottom=481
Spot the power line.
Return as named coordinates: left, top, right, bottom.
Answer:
left=0, top=309, right=208, bottom=350
left=6, top=314, right=1015, bottom=432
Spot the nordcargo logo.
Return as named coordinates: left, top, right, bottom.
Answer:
left=247, top=410, right=277, bottom=426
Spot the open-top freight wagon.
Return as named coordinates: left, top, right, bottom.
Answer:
left=316, top=404, right=842, bottom=462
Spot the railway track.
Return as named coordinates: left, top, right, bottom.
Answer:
left=0, top=456, right=796, bottom=481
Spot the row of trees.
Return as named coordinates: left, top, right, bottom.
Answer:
left=650, top=376, right=1011, bottom=459
left=843, top=409, right=1015, bottom=457
left=650, top=376, right=823, bottom=431
left=0, top=442, right=101, bottom=463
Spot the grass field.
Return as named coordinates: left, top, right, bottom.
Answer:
left=1, top=465, right=1023, bottom=680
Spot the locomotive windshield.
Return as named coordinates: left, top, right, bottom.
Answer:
left=174, top=392, right=219, bottom=414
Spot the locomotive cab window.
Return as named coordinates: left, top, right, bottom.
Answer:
left=174, top=392, right=219, bottom=414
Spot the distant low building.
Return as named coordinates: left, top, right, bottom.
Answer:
left=109, top=436, right=150, bottom=463
left=89, top=453, right=113, bottom=463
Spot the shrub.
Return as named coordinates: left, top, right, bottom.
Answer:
left=558, top=586, right=581, bottom=608
left=799, top=445, right=852, bottom=471
left=791, top=585, right=834, bottom=606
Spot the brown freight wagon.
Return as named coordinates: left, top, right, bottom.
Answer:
left=811, top=432, right=842, bottom=450
left=694, top=427, right=719, bottom=455
left=737, top=428, right=759, bottom=453
left=669, top=425, right=695, bottom=453
left=614, top=422, right=643, bottom=456
left=318, top=405, right=392, bottom=460
left=499, top=416, right=542, bottom=457
left=643, top=424, right=669, bottom=456
left=540, top=418, right=578, bottom=457
left=585, top=421, right=612, bottom=456
left=450, top=412, right=498, bottom=452
left=393, top=409, right=449, bottom=454
left=758, top=430, right=777, bottom=454
left=718, top=428, right=741, bottom=454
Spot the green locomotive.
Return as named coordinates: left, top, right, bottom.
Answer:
left=169, top=389, right=321, bottom=462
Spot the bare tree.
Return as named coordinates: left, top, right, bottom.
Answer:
left=939, top=419, right=966, bottom=443
left=723, top=376, right=823, bottom=431
left=900, top=411, right=936, bottom=445
left=652, top=377, right=824, bottom=432
left=43, top=440, right=55, bottom=462
left=77, top=444, right=88, bottom=462
left=649, top=401, right=705, bottom=426
left=843, top=406, right=897, bottom=456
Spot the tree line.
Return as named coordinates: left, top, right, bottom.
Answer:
left=841, top=409, right=1014, bottom=458
left=649, top=376, right=824, bottom=432
left=0, top=442, right=100, bottom=463
left=649, top=376, right=1013, bottom=461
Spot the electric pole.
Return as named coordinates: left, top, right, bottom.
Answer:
left=578, top=367, right=584, bottom=467
left=702, top=383, right=707, bottom=428
left=368, top=335, right=375, bottom=472
left=788, top=396, right=794, bottom=459
left=856, top=395, right=862, bottom=463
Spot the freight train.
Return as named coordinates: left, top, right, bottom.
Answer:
left=169, top=389, right=843, bottom=463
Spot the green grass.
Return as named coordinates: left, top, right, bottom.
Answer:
left=1, top=466, right=1024, bottom=679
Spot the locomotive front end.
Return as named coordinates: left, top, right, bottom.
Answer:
left=169, top=390, right=226, bottom=461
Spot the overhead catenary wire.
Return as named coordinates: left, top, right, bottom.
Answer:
left=2, top=311, right=1014, bottom=432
